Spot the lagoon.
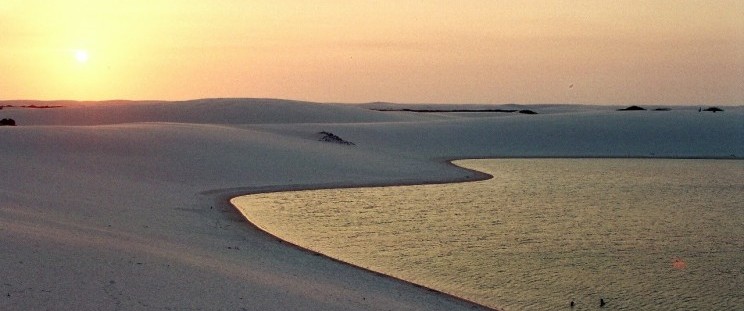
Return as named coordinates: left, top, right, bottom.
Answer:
left=233, top=159, right=744, bottom=310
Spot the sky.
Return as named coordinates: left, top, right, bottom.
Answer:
left=2, top=1, right=743, bottom=105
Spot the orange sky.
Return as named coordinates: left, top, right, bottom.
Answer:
left=2, top=1, right=743, bottom=104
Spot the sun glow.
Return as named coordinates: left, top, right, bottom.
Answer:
left=74, top=49, right=89, bottom=63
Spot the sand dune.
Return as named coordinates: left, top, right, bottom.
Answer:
left=1, top=99, right=741, bottom=310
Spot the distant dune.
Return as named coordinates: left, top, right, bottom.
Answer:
left=1, top=99, right=741, bottom=310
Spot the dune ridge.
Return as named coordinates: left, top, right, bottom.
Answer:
left=1, top=99, right=741, bottom=310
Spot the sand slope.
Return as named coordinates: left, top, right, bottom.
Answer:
left=1, top=99, right=741, bottom=310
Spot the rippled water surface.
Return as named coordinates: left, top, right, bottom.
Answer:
left=233, top=159, right=744, bottom=310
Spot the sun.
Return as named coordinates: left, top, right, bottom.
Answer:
left=74, top=49, right=90, bottom=63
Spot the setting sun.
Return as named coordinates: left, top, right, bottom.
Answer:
left=74, top=49, right=89, bottom=63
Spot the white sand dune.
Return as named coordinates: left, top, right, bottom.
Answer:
left=1, top=99, right=741, bottom=310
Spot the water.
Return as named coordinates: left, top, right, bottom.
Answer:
left=232, top=159, right=744, bottom=310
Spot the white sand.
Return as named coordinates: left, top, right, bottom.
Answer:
left=1, top=99, right=741, bottom=310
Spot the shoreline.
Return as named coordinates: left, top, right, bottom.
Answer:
left=218, top=159, right=499, bottom=311
left=223, top=156, right=740, bottom=311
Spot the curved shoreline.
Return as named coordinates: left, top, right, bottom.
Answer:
left=222, top=156, right=742, bottom=311
left=220, top=158, right=499, bottom=311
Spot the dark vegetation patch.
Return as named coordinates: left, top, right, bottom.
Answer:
left=618, top=105, right=646, bottom=111
left=703, top=107, right=724, bottom=112
left=0, top=105, right=63, bottom=109
left=318, top=131, right=355, bottom=145
left=371, top=108, right=542, bottom=115
left=0, top=118, right=16, bottom=126
left=371, top=108, right=519, bottom=113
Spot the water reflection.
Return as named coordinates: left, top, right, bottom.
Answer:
left=234, top=159, right=744, bottom=310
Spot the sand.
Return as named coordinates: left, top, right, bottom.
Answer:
left=1, top=99, right=741, bottom=310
